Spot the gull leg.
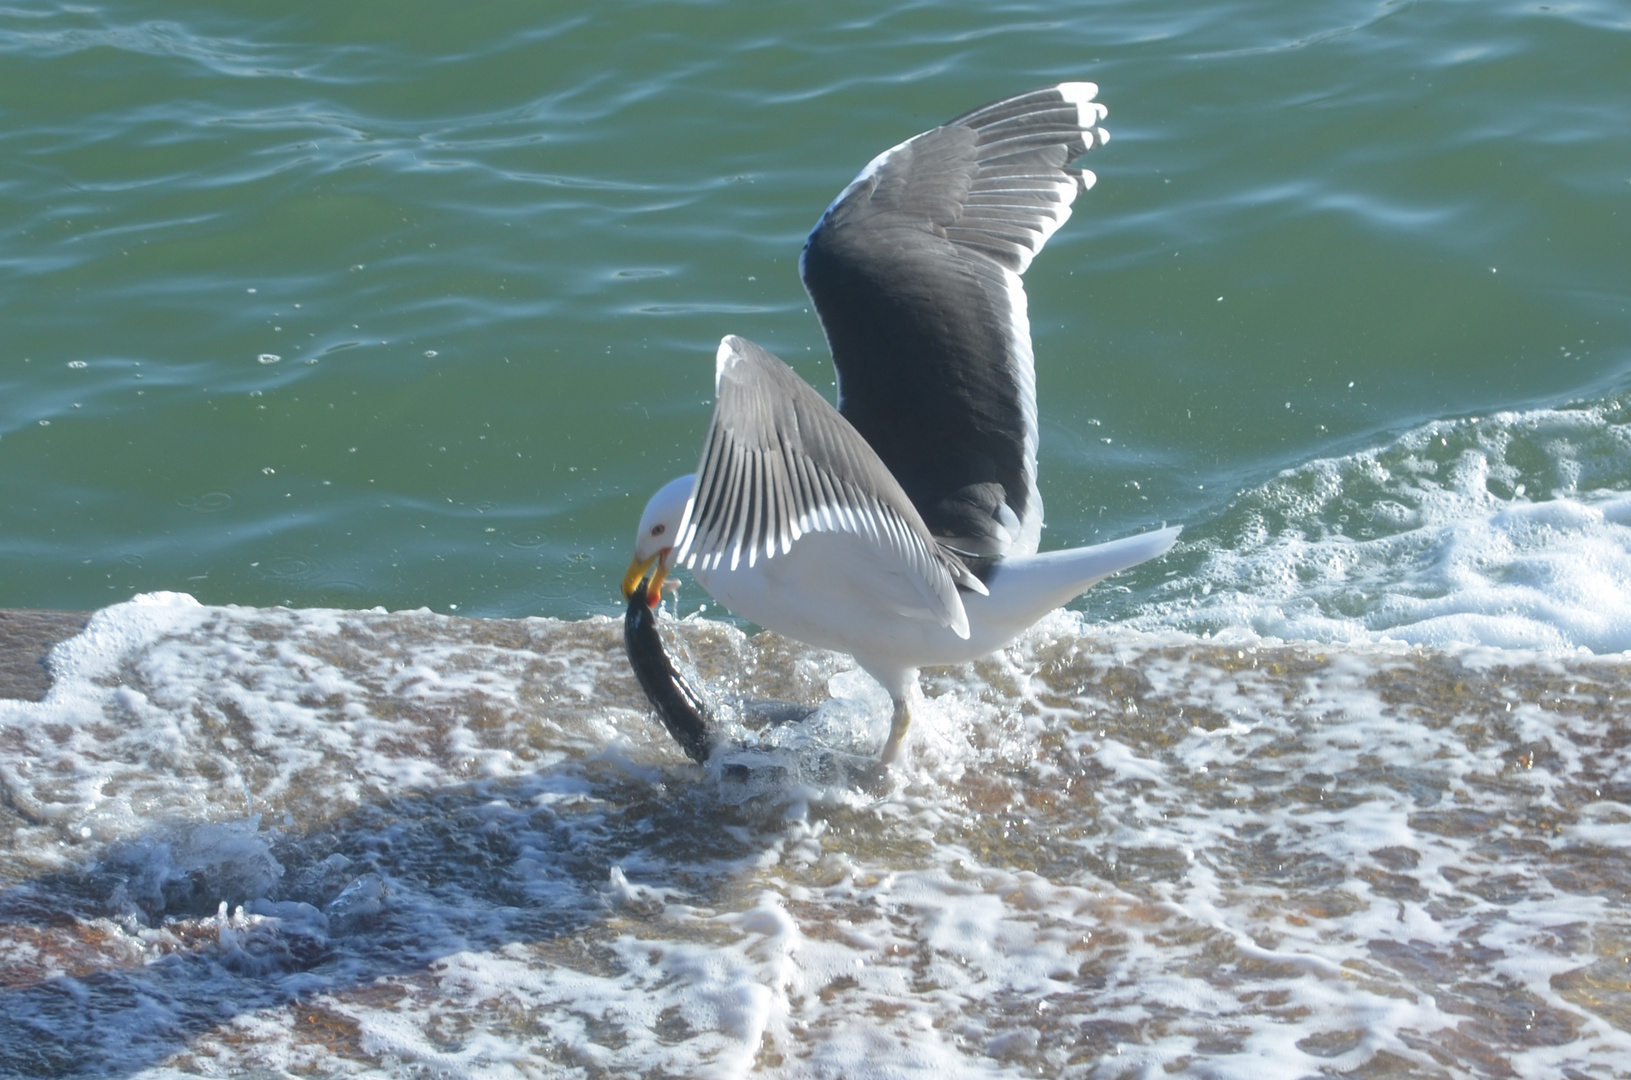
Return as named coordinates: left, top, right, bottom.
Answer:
left=879, top=696, right=913, bottom=766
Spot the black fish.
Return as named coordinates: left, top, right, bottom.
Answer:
left=623, top=588, right=715, bottom=764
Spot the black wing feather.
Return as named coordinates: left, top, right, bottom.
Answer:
left=799, top=82, right=1108, bottom=558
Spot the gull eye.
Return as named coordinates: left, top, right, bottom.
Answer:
left=650, top=523, right=666, bottom=537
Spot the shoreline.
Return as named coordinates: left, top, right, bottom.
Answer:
left=7, top=595, right=1630, bottom=710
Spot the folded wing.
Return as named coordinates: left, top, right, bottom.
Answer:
left=672, top=335, right=987, bottom=638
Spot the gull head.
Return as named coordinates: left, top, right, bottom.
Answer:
left=621, top=474, right=695, bottom=607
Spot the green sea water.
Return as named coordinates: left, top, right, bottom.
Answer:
left=1, top=0, right=1628, bottom=621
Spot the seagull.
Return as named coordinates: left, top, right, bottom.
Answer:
left=622, top=83, right=1181, bottom=765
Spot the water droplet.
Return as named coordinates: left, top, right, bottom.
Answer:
left=258, top=354, right=281, bottom=364
left=67, top=360, right=87, bottom=369
left=262, top=467, right=276, bottom=475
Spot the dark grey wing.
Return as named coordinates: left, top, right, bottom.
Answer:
left=672, top=336, right=986, bottom=638
left=799, top=83, right=1108, bottom=559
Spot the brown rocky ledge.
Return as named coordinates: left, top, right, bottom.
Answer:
left=0, top=609, right=92, bottom=702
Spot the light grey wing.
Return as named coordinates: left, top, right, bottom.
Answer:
left=799, top=82, right=1109, bottom=559
left=672, top=335, right=986, bottom=638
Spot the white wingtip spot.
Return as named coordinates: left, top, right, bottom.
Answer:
left=1056, top=82, right=1107, bottom=133
left=714, top=335, right=744, bottom=389
left=1094, top=125, right=1110, bottom=146
left=1080, top=169, right=1097, bottom=191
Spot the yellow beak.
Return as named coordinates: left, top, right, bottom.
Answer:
left=621, top=549, right=672, bottom=608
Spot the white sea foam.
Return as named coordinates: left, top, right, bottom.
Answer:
left=8, top=403, right=1631, bottom=1073
left=1133, top=396, right=1631, bottom=654
left=3, top=596, right=1630, bottom=1076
